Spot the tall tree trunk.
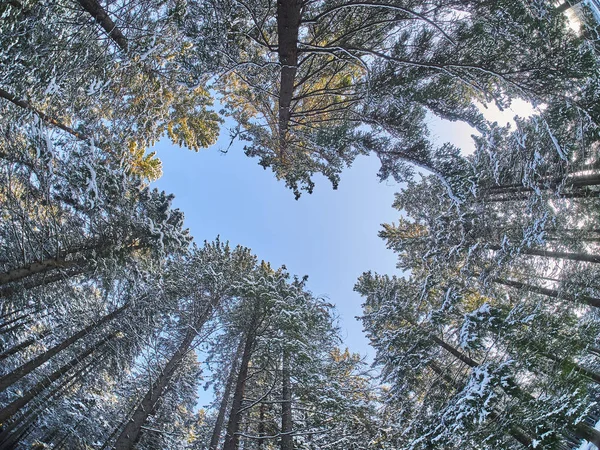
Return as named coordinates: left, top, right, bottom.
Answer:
left=209, top=339, right=244, bottom=450
left=223, top=325, right=258, bottom=450
left=113, top=294, right=222, bottom=450
left=0, top=266, right=88, bottom=298
left=0, top=304, right=126, bottom=392
left=112, top=329, right=197, bottom=450
left=0, top=88, right=88, bottom=141
left=277, top=0, right=302, bottom=149
left=280, top=350, right=293, bottom=450
left=0, top=333, right=112, bottom=424
left=483, top=173, right=600, bottom=195
left=0, top=238, right=115, bottom=287
left=76, top=0, right=128, bottom=51
left=0, top=330, right=51, bottom=361
left=428, top=361, right=533, bottom=448
left=0, top=257, right=80, bottom=286
left=489, top=245, right=600, bottom=264
left=492, top=277, right=600, bottom=309
left=257, top=403, right=266, bottom=450
left=430, top=331, right=600, bottom=446
left=0, top=359, right=91, bottom=446
left=556, top=0, right=584, bottom=13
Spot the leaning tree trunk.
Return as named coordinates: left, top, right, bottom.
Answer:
left=489, top=245, right=600, bottom=264
left=209, top=339, right=245, bottom=450
left=0, top=359, right=93, bottom=448
left=281, top=349, right=293, bottom=450
left=0, top=333, right=113, bottom=424
left=223, top=325, right=258, bottom=450
left=0, top=266, right=88, bottom=298
left=492, top=277, right=600, bottom=309
left=112, top=328, right=197, bottom=450
left=430, top=330, right=600, bottom=447
left=428, top=360, right=533, bottom=448
left=0, top=88, right=88, bottom=141
left=0, top=329, right=52, bottom=361
left=277, top=0, right=302, bottom=150
left=0, top=304, right=126, bottom=392
left=76, top=0, right=128, bottom=51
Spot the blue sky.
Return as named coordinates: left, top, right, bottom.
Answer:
left=152, top=135, right=401, bottom=358
left=150, top=100, right=526, bottom=362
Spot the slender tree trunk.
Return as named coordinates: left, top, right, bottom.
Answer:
left=489, top=245, right=600, bottom=264
left=258, top=403, right=266, bottom=450
left=483, top=173, right=600, bottom=195
left=428, top=361, right=533, bottom=448
left=112, top=329, right=197, bottom=450
left=556, top=0, right=584, bottom=13
left=209, top=339, right=244, bottom=450
left=0, top=359, right=90, bottom=446
left=281, top=350, right=293, bottom=450
left=223, top=326, right=258, bottom=450
left=277, top=0, right=302, bottom=148
left=492, top=277, right=600, bottom=309
left=76, top=0, right=128, bottom=51
left=0, top=329, right=52, bottom=361
left=0, top=88, right=88, bottom=141
left=0, top=304, right=126, bottom=392
left=0, top=257, right=80, bottom=286
left=0, top=333, right=112, bottom=424
left=431, top=331, right=600, bottom=446
left=0, top=266, right=88, bottom=298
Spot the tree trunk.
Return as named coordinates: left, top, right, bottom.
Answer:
left=556, top=0, right=584, bottom=13
left=112, top=329, right=197, bottom=450
left=430, top=331, right=600, bottom=446
left=429, top=360, right=533, bottom=448
left=483, top=173, right=600, bottom=195
left=77, top=0, right=128, bottom=51
left=223, top=326, right=257, bottom=450
left=0, top=333, right=112, bottom=424
left=489, top=245, right=600, bottom=264
left=0, top=304, right=126, bottom=392
left=492, top=277, right=600, bottom=309
left=281, top=350, right=293, bottom=450
left=0, top=257, right=80, bottom=286
left=0, top=88, right=88, bottom=141
left=0, top=330, right=52, bottom=361
left=0, top=266, right=88, bottom=298
left=0, top=359, right=91, bottom=446
left=277, top=0, right=302, bottom=148
left=209, top=339, right=244, bottom=450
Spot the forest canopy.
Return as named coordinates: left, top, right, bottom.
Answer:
left=1, top=0, right=600, bottom=449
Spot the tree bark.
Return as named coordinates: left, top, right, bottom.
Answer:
left=0, top=304, right=126, bottom=392
left=0, top=88, right=88, bottom=141
left=428, top=361, right=533, bottom=448
left=77, top=0, right=128, bottom=51
left=492, top=277, right=600, bottom=309
left=223, top=325, right=257, bottom=450
left=489, top=245, right=600, bottom=264
left=280, top=350, right=293, bottom=450
left=0, top=333, right=112, bottom=424
left=0, top=266, right=88, bottom=298
left=209, top=339, right=245, bottom=450
left=0, top=257, right=80, bottom=286
left=556, top=0, right=584, bottom=13
left=431, top=332, right=600, bottom=446
left=112, top=329, right=196, bottom=450
left=0, top=330, right=52, bottom=362
left=277, top=0, right=302, bottom=148
left=483, top=173, right=600, bottom=195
